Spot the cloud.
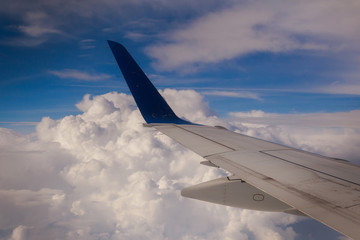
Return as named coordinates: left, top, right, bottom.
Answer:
left=125, top=32, right=152, bottom=41
left=202, top=90, right=261, bottom=100
left=48, top=69, right=112, bottom=81
left=17, top=24, right=61, bottom=38
left=320, top=81, right=360, bottom=95
left=9, top=225, right=30, bottom=240
left=229, top=110, right=360, bottom=129
left=228, top=110, right=360, bottom=162
left=2, top=0, right=359, bottom=62
left=0, top=122, right=38, bottom=126
left=159, top=89, right=218, bottom=125
left=0, top=90, right=352, bottom=239
left=0, top=0, right=231, bottom=47
left=79, top=39, right=96, bottom=49
left=3, top=11, right=64, bottom=47
left=147, top=0, right=360, bottom=70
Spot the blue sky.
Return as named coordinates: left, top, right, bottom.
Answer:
left=0, top=1, right=359, bottom=239
left=1, top=0, right=359, bottom=133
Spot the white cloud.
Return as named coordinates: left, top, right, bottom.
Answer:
left=16, top=12, right=62, bottom=37
left=124, top=32, right=151, bottom=41
left=80, top=39, right=95, bottom=43
left=160, top=89, right=218, bottom=125
left=202, top=90, right=261, bottom=100
left=79, top=39, right=96, bottom=49
left=228, top=110, right=360, bottom=162
left=320, top=81, right=360, bottom=95
left=9, top=225, right=30, bottom=240
left=48, top=69, right=112, bottom=81
left=229, top=110, right=360, bottom=129
left=2, top=11, right=65, bottom=46
left=147, top=0, right=360, bottom=70
left=0, top=90, right=352, bottom=239
left=17, top=25, right=61, bottom=38
left=0, top=0, right=231, bottom=47
left=0, top=122, right=38, bottom=126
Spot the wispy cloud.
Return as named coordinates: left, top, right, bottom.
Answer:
left=319, top=82, right=360, bottom=95
left=80, top=39, right=95, bottom=43
left=202, top=90, right=261, bottom=100
left=147, top=0, right=360, bottom=71
left=48, top=69, right=112, bottom=81
left=79, top=39, right=96, bottom=49
left=125, top=32, right=151, bottom=41
left=2, top=11, right=64, bottom=47
left=18, top=12, right=62, bottom=36
left=0, top=122, right=38, bottom=126
left=229, top=110, right=360, bottom=129
left=17, top=25, right=61, bottom=37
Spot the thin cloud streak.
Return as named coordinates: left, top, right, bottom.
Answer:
left=0, top=122, right=38, bottom=126
left=202, top=90, right=262, bottom=100
left=79, top=39, right=96, bottom=49
left=229, top=110, right=360, bottom=129
left=319, top=82, right=360, bottom=95
left=48, top=69, right=112, bottom=81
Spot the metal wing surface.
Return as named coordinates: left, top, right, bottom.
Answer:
left=108, top=40, right=360, bottom=239
left=152, top=124, right=360, bottom=239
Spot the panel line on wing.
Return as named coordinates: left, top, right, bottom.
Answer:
left=260, top=150, right=360, bottom=187
left=154, top=125, right=233, bottom=156
left=175, top=125, right=237, bottom=151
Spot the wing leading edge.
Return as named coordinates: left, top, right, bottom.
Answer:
left=108, top=41, right=360, bottom=239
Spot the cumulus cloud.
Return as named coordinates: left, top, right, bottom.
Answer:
left=0, top=90, right=353, bottom=239
left=48, top=69, right=112, bottom=81
left=147, top=0, right=360, bottom=70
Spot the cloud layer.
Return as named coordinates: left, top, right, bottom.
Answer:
left=228, top=110, right=360, bottom=162
left=147, top=0, right=360, bottom=71
left=0, top=90, right=356, bottom=239
left=2, top=0, right=359, bottom=96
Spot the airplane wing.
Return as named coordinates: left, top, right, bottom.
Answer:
left=108, top=40, right=360, bottom=240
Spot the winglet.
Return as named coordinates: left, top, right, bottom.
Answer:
left=108, top=40, right=192, bottom=124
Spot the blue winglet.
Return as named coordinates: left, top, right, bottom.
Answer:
left=108, top=40, right=192, bottom=124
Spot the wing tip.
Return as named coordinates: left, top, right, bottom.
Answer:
left=107, top=40, right=194, bottom=125
left=107, top=40, right=121, bottom=47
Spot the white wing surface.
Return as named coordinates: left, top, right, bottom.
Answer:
left=153, top=124, right=360, bottom=239
left=108, top=41, right=360, bottom=239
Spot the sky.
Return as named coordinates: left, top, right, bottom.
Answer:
left=0, top=0, right=359, bottom=239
